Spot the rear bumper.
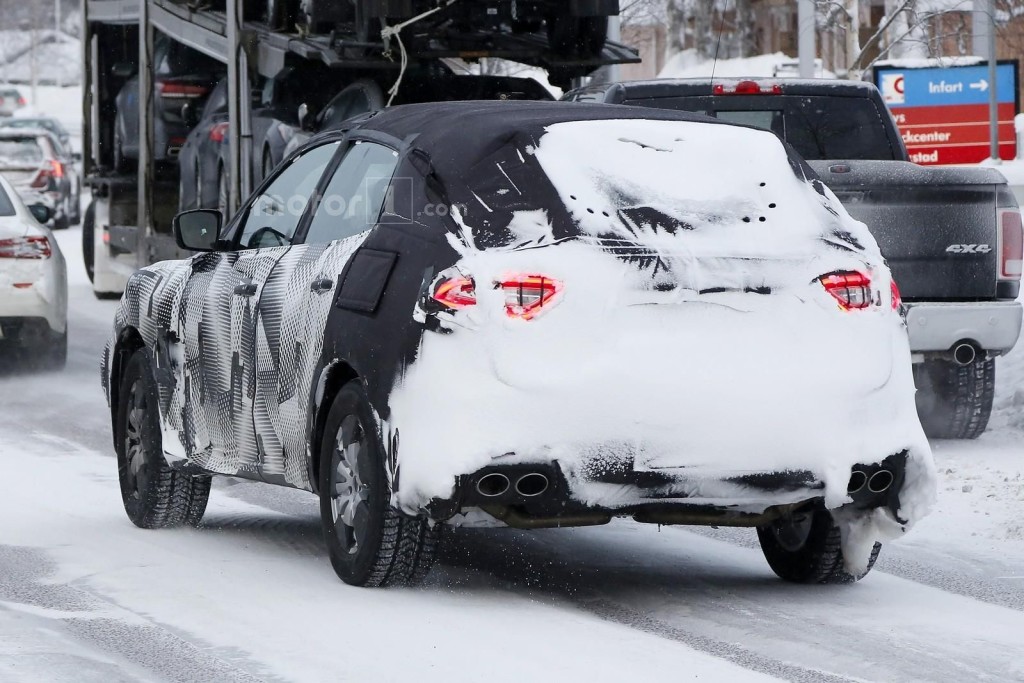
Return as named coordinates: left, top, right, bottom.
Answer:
left=904, top=300, right=1023, bottom=354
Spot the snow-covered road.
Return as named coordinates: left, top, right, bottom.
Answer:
left=1, top=219, right=1022, bottom=682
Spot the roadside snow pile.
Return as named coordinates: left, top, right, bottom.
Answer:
left=390, top=117, right=936, bottom=572
left=658, top=49, right=835, bottom=79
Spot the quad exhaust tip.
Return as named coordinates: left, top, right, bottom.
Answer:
left=848, top=470, right=868, bottom=494
left=953, top=342, right=977, bottom=366
left=476, top=473, right=510, bottom=497
left=868, top=469, right=894, bottom=494
left=515, top=473, right=549, bottom=497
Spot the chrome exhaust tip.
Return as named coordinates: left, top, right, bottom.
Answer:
left=515, top=472, right=549, bottom=497
left=476, top=473, right=510, bottom=497
left=847, top=470, right=868, bottom=494
left=953, top=342, right=977, bottom=366
left=868, top=469, right=895, bottom=493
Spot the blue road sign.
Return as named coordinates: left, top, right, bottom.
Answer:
left=878, top=64, right=1016, bottom=107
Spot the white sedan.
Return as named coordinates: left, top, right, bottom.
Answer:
left=0, top=175, right=67, bottom=368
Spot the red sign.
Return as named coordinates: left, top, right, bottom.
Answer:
left=890, top=103, right=1016, bottom=165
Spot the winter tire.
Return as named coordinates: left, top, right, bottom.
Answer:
left=82, top=199, right=95, bottom=283
left=319, top=380, right=440, bottom=587
left=913, top=358, right=995, bottom=440
left=116, top=350, right=212, bottom=529
left=756, top=509, right=880, bottom=584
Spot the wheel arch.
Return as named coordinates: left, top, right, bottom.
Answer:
left=108, top=326, right=146, bottom=449
left=308, top=359, right=360, bottom=495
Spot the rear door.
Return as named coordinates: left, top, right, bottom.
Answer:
left=181, top=141, right=339, bottom=478
left=253, top=138, right=399, bottom=489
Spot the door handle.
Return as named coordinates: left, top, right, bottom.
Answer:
left=233, top=282, right=257, bottom=297
left=310, top=277, right=334, bottom=294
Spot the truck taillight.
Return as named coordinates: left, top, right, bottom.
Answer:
left=998, top=208, right=1023, bottom=279
left=0, top=236, right=51, bottom=259
left=712, top=80, right=782, bottom=95
left=819, top=271, right=872, bottom=310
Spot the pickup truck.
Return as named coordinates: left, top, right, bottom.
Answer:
left=563, top=78, right=1024, bottom=439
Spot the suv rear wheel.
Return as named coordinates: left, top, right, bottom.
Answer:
left=914, top=358, right=995, bottom=440
left=757, top=509, right=880, bottom=584
left=319, top=380, right=440, bottom=586
left=116, top=349, right=211, bottom=528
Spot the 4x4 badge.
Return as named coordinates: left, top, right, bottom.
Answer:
left=945, top=244, right=992, bottom=254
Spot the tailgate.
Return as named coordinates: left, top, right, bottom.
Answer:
left=810, top=161, right=1000, bottom=300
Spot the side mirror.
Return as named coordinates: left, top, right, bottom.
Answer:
left=181, top=101, right=198, bottom=127
left=28, top=203, right=53, bottom=224
left=111, top=62, right=135, bottom=78
left=173, top=209, right=223, bottom=251
left=298, top=103, right=312, bottom=131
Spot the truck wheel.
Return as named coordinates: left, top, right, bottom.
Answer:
left=914, top=358, right=995, bottom=440
left=116, top=349, right=212, bottom=529
left=319, top=380, right=440, bottom=587
left=756, top=509, right=881, bottom=584
left=82, top=200, right=96, bottom=283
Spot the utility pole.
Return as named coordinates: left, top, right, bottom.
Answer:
left=55, top=0, right=62, bottom=87
left=798, top=0, right=816, bottom=78
left=986, top=2, right=999, bottom=161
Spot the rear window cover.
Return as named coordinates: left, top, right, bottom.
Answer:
left=0, top=137, right=43, bottom=166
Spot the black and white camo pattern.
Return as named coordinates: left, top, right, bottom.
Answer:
left=103, top=234, right=368, bottom=489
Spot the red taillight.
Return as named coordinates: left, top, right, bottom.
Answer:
left=431, top=273, right=563, bottom=320
left=712, top=80, right=782, bottom=95
left=500, top=275, right=562, bottom=320
left=209, top=122, right=229, bottom=143
left=157, top=82, right=210, bottom=99
left=433, top=276, right=476, bottom=308
left=891, top=279, right=902, bottom=310
left=17, top=96, right=26, bottom=106
left=998, top=208, right=1023, bottom=279
left=0, top=236, right=51, bottom=259
left=820, top=271, right=872, bottom=310
left=30, top=159, right=63, bottom=188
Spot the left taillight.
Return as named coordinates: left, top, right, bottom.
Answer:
left=30, top=159, right=63, bottom=188
left=432, top=273, right=563, bottom=320
left=0, top=235, right=51, bottom=259
left=819, top=271, right=872, bottom=310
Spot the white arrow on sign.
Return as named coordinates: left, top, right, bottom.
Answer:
left=970, top=79, right=989, bottom=92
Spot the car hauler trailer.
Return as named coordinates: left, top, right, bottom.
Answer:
left=81, top=0, right=638, bottom=298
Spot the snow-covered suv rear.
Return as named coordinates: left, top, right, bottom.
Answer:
left=102, top=102, right=936, bottom=587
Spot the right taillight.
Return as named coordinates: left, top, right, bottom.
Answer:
left=891, top=279, right=902, bottom=311
left=819, top=271, right=872, bottom=310
left=0, top=235, right=51, bottom=259
left=998, top=208, right=1023, bottom=279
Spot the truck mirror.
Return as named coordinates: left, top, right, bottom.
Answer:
left=173, top=209, right=223, bottom=252
left=111, top=62, right=135, bottom=78
left=298, top=103, right=311, bottom=131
